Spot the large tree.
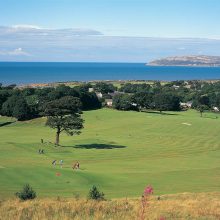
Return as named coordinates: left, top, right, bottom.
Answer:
left=133, top=92, right=153, bottom=110
left=94, top=82, right=116, bottom=94
left=78, top=92, right=101, bottom=110
left=12, top=97, right=31, bottom=121
left=1, top=95, right=31, bottom=120
left=43, top=96, right=84, bottom=145
left=0, top=90, right=10, bottom=112
left=113, top=94, right=138, bottom=111
left=154, top=93, right=180, bottom=112
left=196, top=104, right=208, bottom=117
left=192, top=95, right=210, bottom=117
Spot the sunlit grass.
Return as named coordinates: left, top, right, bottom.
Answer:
left=0, top=109, right=220, bottom=198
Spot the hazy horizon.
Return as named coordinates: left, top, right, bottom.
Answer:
left=1, top=0, right=220, bottom=62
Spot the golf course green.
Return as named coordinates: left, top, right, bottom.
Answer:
left=0, top=109, right=220, bottom=199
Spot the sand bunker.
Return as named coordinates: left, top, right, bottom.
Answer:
left=182, top=123, right=192, bottom=126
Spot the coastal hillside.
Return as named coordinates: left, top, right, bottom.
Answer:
left=148, top=55, right=220, bottom=67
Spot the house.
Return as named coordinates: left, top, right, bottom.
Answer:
left=173, top=85, right=180, bottom=89
left=105, top=99, right=113, bottom=107
left=131, top=103, right=138, bottom=107
left=95, top=92, right=103, bottom=98
left=88, top=88, right=94, bottom=92
left=213, top=106, right=219, bottom=112
left=180, top=101, right=193, bottom=109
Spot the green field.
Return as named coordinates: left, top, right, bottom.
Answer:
left=0, top=109, right=220, bottom=199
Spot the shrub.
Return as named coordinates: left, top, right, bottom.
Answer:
left=15, top=184, right=36, bottom=201
left=88, top=185, right=105, bottom=201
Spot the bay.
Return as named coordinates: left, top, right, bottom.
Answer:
left=0, top=62, right=220, bottom=85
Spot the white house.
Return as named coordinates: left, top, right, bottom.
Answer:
left=95, top=92, right=103, bottom=98
left=213, top=106, right=219, bottom=112
left=105, top=99, right=113, bottom=107
left=180, top=101, right=193, bottom=109
left=88, top=88, right=94, bottom=92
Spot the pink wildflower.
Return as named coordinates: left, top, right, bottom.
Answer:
left=144, top=185, right=153, bottom=195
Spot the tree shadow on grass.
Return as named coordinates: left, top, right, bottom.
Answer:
left=73, top=143, right=127, bottom=149
left=144, top=111, right=179, bottom=116
left=0, top=121, right=15, bottom=127
left=202, top=115, right=219, bottom=119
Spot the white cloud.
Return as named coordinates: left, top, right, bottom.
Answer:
left=0, top=48, right=30, bottom=56
left=0, top=25, right=103, bottom=37
left=1, top=25, right=220, bottom=62
left=12, top=24, right=41, bottom=29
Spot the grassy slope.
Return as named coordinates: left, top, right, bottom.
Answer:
left=0, top=109, right=220, bottom=199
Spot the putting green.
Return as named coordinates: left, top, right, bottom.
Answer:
left=0, top=109, right=220, bottom=198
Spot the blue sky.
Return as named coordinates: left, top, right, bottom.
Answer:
left=0, top=0, right=220, bottom=62
left=1, top=0, right=220, bottom=38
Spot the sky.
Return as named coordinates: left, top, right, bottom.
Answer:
left=0, top=0, right=220, bottom=62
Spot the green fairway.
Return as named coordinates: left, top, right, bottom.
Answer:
left=0, top=109, right=220, bottom=199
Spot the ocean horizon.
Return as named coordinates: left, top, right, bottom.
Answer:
left=1, top=62, right=220, bottom=85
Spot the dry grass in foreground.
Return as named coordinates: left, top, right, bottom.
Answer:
left=0, top=192, right=220, bottom=220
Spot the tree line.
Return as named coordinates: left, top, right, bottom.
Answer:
left=0, top=83, right=101, bottom=121
left=1, top=81, right=220, bottom=120
left=1, top=80, right=220, bottom=144
left=112, top=81, right=220, bottom=114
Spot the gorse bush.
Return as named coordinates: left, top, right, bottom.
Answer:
left=15, top=184, right=36, bottom=201
left=88, top=185, right=105, bottom=201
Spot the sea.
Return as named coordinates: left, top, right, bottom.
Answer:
left=1, top=62, right=220, bottom=85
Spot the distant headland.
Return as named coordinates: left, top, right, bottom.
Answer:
left=147, top=55, right=220, bottom=67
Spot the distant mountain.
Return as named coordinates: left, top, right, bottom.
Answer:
left=147, top=55, right=220, bottom=67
